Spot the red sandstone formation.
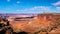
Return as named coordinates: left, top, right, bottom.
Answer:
left=0, top=13, right=60, bottom=34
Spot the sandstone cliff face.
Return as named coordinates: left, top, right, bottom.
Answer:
left=7, top=14, right=60, bottom=34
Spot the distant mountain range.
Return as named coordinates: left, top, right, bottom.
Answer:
left=0, top=14, right=37, bottom=18
left=0, top=13, right=60, bottom=18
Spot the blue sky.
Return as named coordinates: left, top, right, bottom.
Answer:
left=0, top=0, right=60, bottom=14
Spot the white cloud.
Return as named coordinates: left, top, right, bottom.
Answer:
left=17, top=6, right=56, bottom=13
left=56, top=7, right=60, bottom=11
left=30, top=6, right=50, bottom=11
left=53, top=1, right=60, bottom=6
left=16, top=10, right=21, bottom=11
left=52, top=1, right=60, bottom=12
left=16, top=1, right=21, bottom=4
left=7, top=0, right=10, bottom=2
left=20, top=6, right=51, bottom=12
